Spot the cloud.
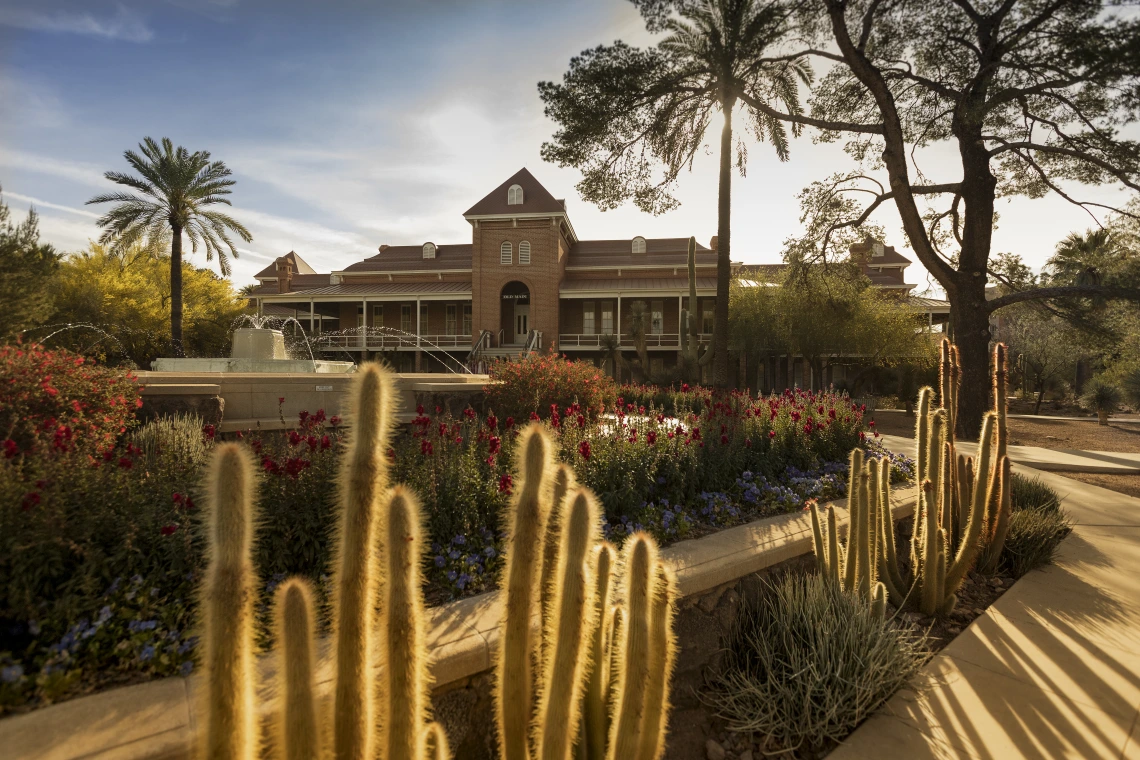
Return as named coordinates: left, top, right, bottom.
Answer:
left=0, top=147, right=110, bottom=188
left=2, top=191, right=101, bottom=218
left=0, top=4, right=153, bottom=42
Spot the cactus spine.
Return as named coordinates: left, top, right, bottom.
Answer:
left=607, top=534, right=656, bottom=760
left=496, top=424, right=554, bottom=760
left=537, top=490, right=601, bottom=760
left=380, top=487, right=431, bottom=759
left=581, top=544, right=616, bottom=760
left=275, top=578, right=320, bottom=760
left=200, top=443, right=258, bottom=760
left=634, top=564, right=677, bottom=760
left=197, top=363, right=449, bottom=760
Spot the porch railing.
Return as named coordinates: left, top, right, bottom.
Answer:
left=557, top=333, right=712, bottom=349
left=314, top=333, right=473, bottom=350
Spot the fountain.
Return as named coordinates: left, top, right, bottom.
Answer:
left=152, top=320, right=355, bottom=373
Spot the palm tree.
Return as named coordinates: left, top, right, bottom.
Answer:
left=540, top=0, right=809, bottom=387
left=87, top=137, right=252, bottom=356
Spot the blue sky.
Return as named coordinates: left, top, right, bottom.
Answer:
left=1, top=0, right=1134, bottom=293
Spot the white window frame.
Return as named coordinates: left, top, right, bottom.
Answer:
left=518, top=240, right=531, bottom=265
left=702, top=302, right=714, bottom=334
left=507, top=184, right=524, bottom=205
left=422, top=242, right=436, bottom=259
left=500, top=241, right=512, bottom=265
left=650, top=300, right=663, bottom=334
left=601, top=301, right=614, bottom=335
left=632, top=236, right=646, bottom=254
left=582, top=301, right=595, bottom=335
left=357, top=305, right=365, bottom=328
left=420, top=302, right=429, bottom=334
left=400, top=304, right=413, bottom=334
left=462, top=303, right=472, bottom=336
left=372, top=304, right=383, bottom=325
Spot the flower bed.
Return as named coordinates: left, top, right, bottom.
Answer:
left=0, top=376, right=910, bottom=714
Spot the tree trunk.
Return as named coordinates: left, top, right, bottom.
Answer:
left=170, top=224, right=184, bottom=357
left=948, top=276, right=992, bottom=439
left=1034, top=388, right=1044, bottom=415
left=712, top=94, right=733, bottom=389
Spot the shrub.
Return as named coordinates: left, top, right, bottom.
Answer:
left=131, top=413, right=212, bottom=472
left=1003, top=474, right=1069, bottom=577
left=1010, top=472, right=1060, bottom=513
left=1120, top=365, right=1140, bottom=411
left=0, top=342, right=140, bottom=458
left=1080, top=378, right=1122, bottom=415
left=484, top=354, right=617, bottom=421
left=1001, top=508, right=1071, bottom=577
left=703, top=573, right=927, bottom=756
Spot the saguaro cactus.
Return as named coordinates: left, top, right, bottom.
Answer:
left=493, top=426, right=678, bottom=760
left=197, top=363, right=449, bottom=760
left=680, top=236, right=714, bottom=382
left=814, top=341, right=1011, bottom=618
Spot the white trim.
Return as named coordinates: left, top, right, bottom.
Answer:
left=333, top=269, right=472, bottom=276
left=564, top=263, right=727, bottom=272
left=519, top=240, right=531, bottom=265
left=464, top=211, right=579, bottom=243
left=500, top=241, right=513, bottom=265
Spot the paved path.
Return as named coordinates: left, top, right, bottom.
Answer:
left=832, top=461, right=1140, bottom=758
left=879, top=433, right=1140, bottom=474
left=875, top=409, right=1140, bottom=424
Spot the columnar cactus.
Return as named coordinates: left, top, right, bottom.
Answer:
left=197, top=363, right=449, bottom=760
left=680, top=236, right=714, bottom=381
left=837, top=341, right=1010, bottom=618
left=493, top=425, right=678, bottom=760
left=809, top=448, right=888, bottom=614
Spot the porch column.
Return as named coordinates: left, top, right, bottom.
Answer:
left=416, top=298, right=422, bottom=373
left=309, top=299, right=315, bottom=336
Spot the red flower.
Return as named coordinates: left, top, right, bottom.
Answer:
left=769, top=430, right=776, bottom=439
left=288, top=431, right=302, bottom=446
left=330, top=415, right=342, bottom=427
left=235, top=430, right=244, bottom=440
left=859, top=431, right=867, bottom=441
left=172, top=492, right=184, bottom=505
left=417, top=404, right=425, bottom=415
left=488, top=436, right=502, bottom=455
left=387, top=447, right=396, bottom=460
left=529, top=411, right=540, bottom=421
left=804, top=422, right=813, bottom=434
left=202, top=424, right=216, bottom=441
left=577, top=414, right=586, bottom=429
left=505, top=417, right=515, bottom=429
left=498, top=473, right=513, bottom=494
left=682, top=383, right=690, bottom=392
left=306, top=435, right=319, bottom=450
left=278, top=397, right=285, bottom=404
left=486, top=414, right=498, bottom=431
left=117, top=456, right=133, bottom=469
left=720, top=434, right=729, bottom=445
left=321, top=435, right=331, bottom=450
left=868, top=420, right=876, bottom=428
left=745, top=438, right=752, bottom=447
left=421, top=439, right=434, bottom=456
left=578, top=440, right=592, bottom=461
left=464, top=408, right=476, bottom=420
left=2, top=439, right=17, bottom=459
left=646, top=431, right=657, bottom=446
left=299, top=410, right=310, bottom=424
left=21, top=492, right=40, bottom=511
left=160, top=524, right=179, bottom=536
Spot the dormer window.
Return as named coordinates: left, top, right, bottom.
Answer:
left=632, top=236, right=647, bottom=254
left=422, top=242, right=437, bottom=259
left=501, top=241, right=513, bottom=265
left=519, top=240, right=531, bottom=265
left=872, top=241, right=884, bottom=257
left=507, top=184, right=524, bottom=205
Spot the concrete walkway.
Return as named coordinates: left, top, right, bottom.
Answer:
left=832, top=462, right=1140, bottom=758
left=879, top=433, right=1140, bottom=474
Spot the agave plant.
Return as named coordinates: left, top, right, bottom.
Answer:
left=1081, top=378, right=1122, bottom=425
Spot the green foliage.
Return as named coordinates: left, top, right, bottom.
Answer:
left=87, top=137, right=253, bottom=355
left=1122, top=366, right=1140, bottom=410
left=0, top=343, right=141, bottom=457
left=1001, top=508, right=1071, bottom=578
left=729, top=262, right=935, bottom=392
left=1080, top=377, right=1122, bottom=414
left=703, top=572, right=927, bottom=757
left=47, top=241, right=250, bottom=369
left=484, top=354, right=619, bottom=422
left=0, top=188, right=59, bottom=339
left=1010, top=473, right=1060, bottom=514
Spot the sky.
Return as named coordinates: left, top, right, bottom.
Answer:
left=1, top=0, right=1135, bottom=296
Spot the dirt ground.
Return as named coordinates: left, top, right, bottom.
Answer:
left=1050, top=471, right=1140, bottom=499
left=869, top=410, right=1140, bottom=453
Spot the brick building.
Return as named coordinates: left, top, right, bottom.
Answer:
left=249, top=168, right=948, bottom=379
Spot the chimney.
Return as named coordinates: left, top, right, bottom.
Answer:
left=378, top=244, right=390, bottom=252
left=709, top=236, right=718, bottom=252
left=275, top=257, right=293, bottom=294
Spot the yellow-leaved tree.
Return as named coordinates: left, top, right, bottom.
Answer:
left=48, top=240, right=250, bottom=369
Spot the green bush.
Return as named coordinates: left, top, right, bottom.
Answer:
left=1010, top=472, right=1061, bottom=513
left=1001, top=508, right=1071, bottom=577
left=704, top=573, right=927, bottom=756
left=1080, top=378, right=1122, bottom=414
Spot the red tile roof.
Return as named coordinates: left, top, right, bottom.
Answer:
left=464, top=168, right=568, bottom=216
left=567, top=238, right=717, bottom=268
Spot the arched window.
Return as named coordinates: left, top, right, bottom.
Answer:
left=500, top=241, right=513, bottom=265
left=518, top=240, right=531, bottom=265
left=507, top=184, right=524, bottom=205
left=632, top=236, right=647, bottom=254
left=422, top=242, right=436, bottom=259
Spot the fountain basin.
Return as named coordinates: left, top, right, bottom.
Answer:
left=151, top=357, right=356, bottom=373
left=151, top=327, right=356, bottom=373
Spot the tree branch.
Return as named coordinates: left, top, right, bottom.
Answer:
left=734, top=89, right=884, bottom=134
left=986, top=284, right=1140, bottom=313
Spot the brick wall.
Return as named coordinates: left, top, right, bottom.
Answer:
left=472, top=217, right=562, bottom=348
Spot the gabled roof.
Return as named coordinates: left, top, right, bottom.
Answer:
left=464, top=168, right=568, bottom=217
left=341, top=244, right=473, bottom=273
left=849, top=237, right=912, bottom=267
left=254, top=250, right=317, bottom=279
left=567, top=238, right=719, bottom=269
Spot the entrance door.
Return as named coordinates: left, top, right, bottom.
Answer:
left=514, top=304, right=530, bottom=344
